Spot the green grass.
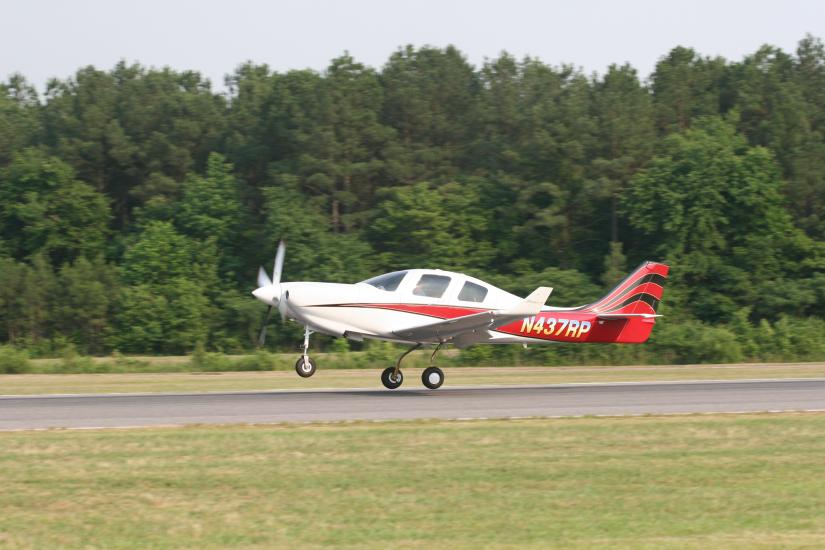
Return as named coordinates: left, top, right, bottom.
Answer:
left=2, top=362, right=825, bottom=395
left=2, top=414, right=825, bottom=548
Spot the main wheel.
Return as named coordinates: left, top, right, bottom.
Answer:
left=421, top=366, right=444, bottom=389
left=295, top=356, right=317, bottom=378
left=381, top=367, right=404, bottom=389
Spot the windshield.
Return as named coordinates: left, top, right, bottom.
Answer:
left=361, top=271, right=408, bottom=291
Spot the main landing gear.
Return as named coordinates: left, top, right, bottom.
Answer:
left=381, top=343, right=445, bottom=390
left=295, top=327, right=316, bottom=378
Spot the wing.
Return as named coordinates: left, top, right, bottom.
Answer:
left=393, top=287, right=553, bottom=343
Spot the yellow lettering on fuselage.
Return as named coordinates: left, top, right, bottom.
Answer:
left=520, top=317, right=535, bottom=333
left=554, top=318, right=569, bottom=336
left=521, top=316, right=593, bottom=340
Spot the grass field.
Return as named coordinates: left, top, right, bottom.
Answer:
left=2, top=362, right=825, bottom=395
left=2, top=413, right=825, bottom=548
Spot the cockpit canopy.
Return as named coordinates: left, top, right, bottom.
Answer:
left=360, top=270, right=491, bottom=303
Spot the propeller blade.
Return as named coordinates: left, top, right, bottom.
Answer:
left=272, top=240, right=286, bottom=285
left=257, top=266, right=272, bottom=289
left=278, top=292, right=289, bottom=320
left=257, top=305, right=274, bottom=347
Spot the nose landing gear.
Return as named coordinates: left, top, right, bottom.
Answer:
left=295, top=327, right=316, bottom=378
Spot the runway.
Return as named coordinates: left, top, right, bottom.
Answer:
left=2, top=378, right=825, bottom=430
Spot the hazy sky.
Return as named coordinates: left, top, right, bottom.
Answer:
left=3, top=0, right=824, bottom=91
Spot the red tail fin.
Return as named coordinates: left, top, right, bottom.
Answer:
left=584, top=261, right=669, bottom=316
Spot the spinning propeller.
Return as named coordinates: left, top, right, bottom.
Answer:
left=253, top=240, right=286, bottom=346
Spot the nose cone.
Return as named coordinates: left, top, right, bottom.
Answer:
left=252, top=284, right=280, bottom=305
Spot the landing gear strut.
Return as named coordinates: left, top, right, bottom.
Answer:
left=381, top=343, right=420, bottom=389
left=295, top=327, right=316, bottom=378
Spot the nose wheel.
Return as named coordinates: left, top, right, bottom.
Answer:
left=295, top=356, right=316, bottom=378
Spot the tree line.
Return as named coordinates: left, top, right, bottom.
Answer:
left=2, top=37, right=825, bottom=361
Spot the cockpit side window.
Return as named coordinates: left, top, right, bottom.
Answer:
left=413, top=274, right=451, bottom=298
left=362, top=271, right=408, bottom=291
left=458, top=281, right=488, bottom=303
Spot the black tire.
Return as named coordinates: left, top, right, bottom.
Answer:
left=381, top=367, right=404, bottom=389
left=421, top=366, right=444, bottom=389
left=295, top=356, right=317, bottom=378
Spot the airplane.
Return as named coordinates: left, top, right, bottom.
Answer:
left=252, top=242, right=668, bottom=390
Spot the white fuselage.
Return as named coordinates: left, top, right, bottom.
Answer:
left=259, top=269, right=558, bottom=346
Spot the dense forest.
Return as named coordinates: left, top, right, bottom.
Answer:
left=2, top=36, right=825, bottom=363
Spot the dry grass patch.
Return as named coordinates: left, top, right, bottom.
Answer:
left=2, top=362, right=825, bottom=395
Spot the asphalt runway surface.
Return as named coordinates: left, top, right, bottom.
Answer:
left=2, top=379, right=825, bottom=430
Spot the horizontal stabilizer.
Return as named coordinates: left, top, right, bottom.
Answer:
left=514, top=287, right=554, bottom=314
left=596, top=313, right=662, bottom=320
